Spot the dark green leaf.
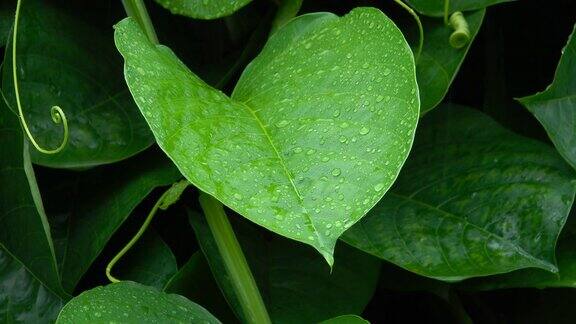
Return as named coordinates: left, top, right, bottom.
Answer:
left=56, top=281, right=221, bottom=323
left=406, top=0, right=514, bottom=17
left=418, top=10, right=485, bottom=114
left=114, top=8, right=419, bottom=264
left=189, top=210, right=380, bottom=323
left=0, top=93, right=65, bottom=297
left=60, top=154, right=181, bottom=292
left=0, top=2, right=13, bottom=47
left=2, top=0, right=153, bottom=168
left=320, top=315, right=370, bottom=324
left=114, top=230, right=178, bottom=290
left=518, top=24, right=576, bottom=170
left=0, top=246, right=64, bottom=323
left=343, top=105, right=576, bottom=281
left=154, top=0, right=253, bottom=19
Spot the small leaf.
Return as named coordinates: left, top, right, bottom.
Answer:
left=320, top=315, right=370, bottom=324
left=0, top=246, right=64, bottom=323
left=417, top=10, right=485, bottom=114
left=343, top=105, right=576, bottom=280
left=56, top=281, right=221, bottom=323
left=518, top=24, right=576, bottom=170
left=1, top=0, right=153, bottom=168
left=406, top=0, right=514, bottom=17
left=114, top=8, right=419, bottom=264
left=60, top=153, right=181, bottom=292
left=0, top=94, right=65, bottom=297
left=154, top=0, right=253, bottom=19
left=189, top=211, right=380, bottom=323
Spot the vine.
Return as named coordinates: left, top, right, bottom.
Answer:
left=12, top=0, right=69, bottom=154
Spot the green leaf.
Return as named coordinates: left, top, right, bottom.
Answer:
left=114, top=8, right=420, bottom=264
left=417, top=10, right=485, bottom=114
left=460, top=211, right=576, bottom=290
left=56, top=281, right=221, bottom=323
left=60, top=153, right=181, bottom=292
left=189, top=210, right=380, bottom=324
left=406, top=0, right=514, bottom=17
left=0, top=246, right=64, bottom=323
left=320, top=315, right=370, bottom=324
left=343, top=105, right=576, bottom=281
left=1, top=0, right=153, bottom=168
left=0, top=2, right=13, bottom=48
left=518, top=24, right=576, bottom=170
left=0, top=93, right=65, bottom=297
left=114, top=230, right=178, bottom=290
left=154, top=0, right=253, bottom=19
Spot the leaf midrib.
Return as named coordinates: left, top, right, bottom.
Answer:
left=388, top=192, right=556, bottom=271
left=237, top=101, right=325, bottom=248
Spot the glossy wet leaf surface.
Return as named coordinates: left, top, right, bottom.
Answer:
left=154, top=0, right=253, bottom=19
left=189, top=211, right=380, bottom=323
left=1, top=0, right=153, bottom=168
left=519, top=24, right=576, bottom=170
left=0, top=246, right=64, bottom=323
left=417, top=10, right=485, bottom=114
left=406, top=0, right=514, bottom=17
left=56, top=281, right=221, bottom=323
left=115, top=8, right=419, bottom=263
left=60, top=153, right=181, bottom=292
left=343, top=105, right=576, bottom=280
left=0, top=96, right=64, bottom=297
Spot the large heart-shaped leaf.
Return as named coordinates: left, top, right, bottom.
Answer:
left=56, top=281, right=221, bottom=323
left=60, top=153, right=181, bottom=292
left=154, top=0, right=253, bottom=19
left=0, top=94, right=65, bottom=297
left=1, top=0, right=153, bottom=168
left=189, top=211, right=380, bottom=323
left=343, top=105, right=576, bottom=281
left=518, top=24, right=576, bottom=170
left=406, top=0, right=514, bottom=17
left=0, top=246, right=64, bottom=323
left=114, top=8, right=419, bottom=264
left=417, top=10, right=485, bottom=114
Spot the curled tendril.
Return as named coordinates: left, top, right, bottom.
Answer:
left=392, top=0, right=423, bottom=63
left=13, top=0, right=69, bottom=154
left=444, top=0, right=470, bottom=49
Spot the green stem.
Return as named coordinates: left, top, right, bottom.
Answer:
left=122, top=0, right=159, bottom=44
left=444, top=0, right=470, bottom=49
left=12, top=0, right=69, bottom=154
left=392, top=0, right=423, bottom=62
left=199, top=193, right=271, bottom=324
left=106, top=189, right=168, bottom=283
left=270, top=0, right=303, bottom=34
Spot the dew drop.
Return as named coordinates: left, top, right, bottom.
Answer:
left=374, top=183, right=385, bottom=192
left=331, top=168, right=341, bottom=177
left=276, top=120, right=289, bottom=128
left=383, top=68, right=391, bottom=76
left=333, top=110, right=341, bottom=117
left=339, top=135, right=347, bottom=143
left=359, top=126, right=370, bottom=135
left=233, top=193, right=243, bottom=200
left=376, top=95, right=384, bottom=102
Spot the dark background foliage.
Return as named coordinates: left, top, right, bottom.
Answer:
left=1, top=0, right=575, bottom=322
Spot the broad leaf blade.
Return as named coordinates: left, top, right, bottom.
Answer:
left=1, top=0, right=153, bottom=168
left=115, top=8, right=419, bottom=263
left=60, top=153, right=181, bottom=292
left=189, top=210, right=380, bottom=324
left=0, top=247, right=64, bottom=323
left=518, top=24, right=576, bottom=170
left=343, top=105, right=576, bottom=280
left=56, top=281, right=221, bottom=323
left=320, top=315, right=370, bottom=324
left=417, top=10, right=485, bottom=114
left=0, top=1, right=12, bottom=48
left=406, top=0, right=514, bottom=17
left=154, top=0, right=253, bottom=19
left=0, top=94, right=64, bottom=297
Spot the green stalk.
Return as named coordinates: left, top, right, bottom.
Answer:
left=122, top=0, right=159, bottom=44
left=270, top=0, right=303, bottom=34
left=199, top=193, right=271, bottom=324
